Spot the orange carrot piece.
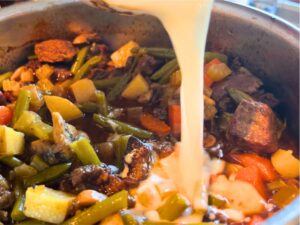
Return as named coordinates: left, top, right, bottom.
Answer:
left=204, top=73, right=214, bottom=87
left=0, top=106, right=13, bottom=125
left=168, top=104, right=181, bottom=136
left=140, top=113, right=171, bottom=137
left=230, top=153, right=278, bottom=182
left=75, top=189, right=107, bottom=207
left=236, top=166, right=267, bottom=199
left=203, top=58, right=221, bottom=87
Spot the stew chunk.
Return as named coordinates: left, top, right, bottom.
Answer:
left=227, top=100, right=278, bottom=153
left=35, top=39, right=76, bottom=63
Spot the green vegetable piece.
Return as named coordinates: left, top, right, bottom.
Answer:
left=158, top=63, right=179, bottom=84
left=0, top=156, right=23, bottom=168
left=30, top=155, right=49, bottom=171
left=71, top=138, right=101, bottom=166
left=93, top=77, right=122, bottom=90
left=62, top=190, right=128, bottom=225
left=114, top=135, right=131, bottom=170
left=151, top=59, right=178, bottom=81
left=71, top=46, right=89, bottom=74
left=24, top=163, right=71, bottom=187
left=15, top=220, right=51, bottom=225
left=0, top=71, right=13, bottom=89
left=11, top=182, right=26, bottom=221
left=96, top=90, right=108, bottom=116
left=13, top=90, right=31, bottom=125
left=132, top=47, right=175, bottom=59
left=78, top=102, right=99, bottom=113
left=157, top=193, right=188, bottom=221
left=227, top=88, right=253, bottom=104
left=121, top=211, right=139, bottom=225
left=205, top=51, right=228, bottom=64
left=73, top=55, right=102, bottom=81
left=93, top=114, right=152, bottom=139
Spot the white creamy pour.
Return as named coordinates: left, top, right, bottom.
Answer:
left=102, top=0, right=214, bottom=210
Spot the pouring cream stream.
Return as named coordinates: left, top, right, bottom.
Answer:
left=101, top=0, right=214, bottom=210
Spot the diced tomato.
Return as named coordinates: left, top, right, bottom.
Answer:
left=0, top=106, right=13, bottom=125
left=168, top=104, right=181, bottom=137
left=249, top=215, right=265, bottom=225
left=236, top=166, right=267, bottom=199
left=230, top=153, right=278, bottom=181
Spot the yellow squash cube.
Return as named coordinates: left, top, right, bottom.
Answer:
left=24, top=185, right=75, bottom=224
left=0, top=125, right=24, bottom=156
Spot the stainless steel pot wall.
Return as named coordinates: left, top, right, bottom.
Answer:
left=0, top=0, right=299, bottom=224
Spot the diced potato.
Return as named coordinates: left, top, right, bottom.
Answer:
left=122, top=74, right=149, bottom=100
left=0, top=125, right=24, bottom=156
left=207, top=63, right=231, bottom=81
left=111, top=41, right=139, bottom=68
left=70, top=79, right=97, bottom=104
left=210, top=175, right=265, bottom=215
left=20, top=68, right=34, bottom=82
left=37, top=79, right=55, bottom=93
left=137, top=182, right=162, bottom=209
left=271, top=149, right=300, bottom=178
left=36, top=64, right=54, bottom=80
left=24, top=185, right=75, bottom=224
left=44, top=95, right=83, bottom=121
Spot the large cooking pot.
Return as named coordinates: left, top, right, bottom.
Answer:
left=0, top=0, right=299, bottom=224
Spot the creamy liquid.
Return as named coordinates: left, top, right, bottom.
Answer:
left=102, top=0, right=214, bottom=210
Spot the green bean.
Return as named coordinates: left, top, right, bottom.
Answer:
left=151, top=59, right=177, bottom=81
left=157, top=193, right=188, bottom=221
left=158, top=63, right=179, bottom=84
left=78, top=102, right=99, bottom=113
left=95, top=142, right=115, bottom=164
left=24, top=163, right=71, bottom=187
left=143, top=222, right=222, bottom=225
left=13, top=89, right=31, bottom=125
left=73, top=55, right=102, bottom=81
left=30, top=155, right=49, bottom=171
left=0, top=71, right=13, bottom=88
left=114, top=135, right=131, bottom=170
left=71, top=138, right=101, bottom=166
left=0, top=156, right=23, bottom=168
left=107, top=54, right=140, bottom=102
left=93, top=77, right=122, bottom=90
left=71, top=46, right=89, bottom=74
left=95, top=90, right=108, bottom=116
left=62, top=190, right=128, bottom=225
left=227, top=88, right=253, bottom=104
left=11, top=181, right=26, bottom=221
left=121, top=211, right=139, bottom=225
left=205, top=51, right=228, bottom=64
left=15, top=220, right=51, bottom=225
left=132, top=47, right=176, bottom=59
left=93, top=114, right=152, bottom=139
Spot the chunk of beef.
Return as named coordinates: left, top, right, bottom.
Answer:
left=212, top=68, right=263, bottom=108
left=0, top=175, right=13, bottom=210
left=226, top=100, right=278, bottom=153
left=73, top=33, right=101, bottom=45
left=137, top=54, right=160, bottom=76
left=60, top=164, right=125, bottom=196
left=151, top=140, right=174, bottom=158
left=35, top=39, right=76, bottom=63
left=253, top=92, right=279, bottom=108
left=0, top=91, right=7, bottom=106
left=52, top=67, right=73, bottom=83
left=25, top=60, right=42, bottom=71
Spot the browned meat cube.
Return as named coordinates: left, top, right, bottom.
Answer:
left=226, top=100, right=278, bottom=153
left=35, top=39, right=76, bottom=63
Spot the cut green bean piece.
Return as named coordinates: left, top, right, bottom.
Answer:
left=0, top=156, right=23, bottom=168
left=15, top=220, right=51, bottom=225
left=143, top=222, right=222, bottom=225
left=71, top=46, right=89, bottom=74
left=71, top=138, right=101, bottom=166
left=158, top=63, right=179, bottom=85
left=205, top=51, right=228, bottom=64
left=227, top=88, right=253, bottom=104
left=157, top=193, right=189, bottom=221
left=114, top=135, right=131, bottom=170
left=78, top=102, right=99, bottom=113
left=95, top=90, right=108, bottom=116
left=93, top=77, right=122, bottom=90
left=151, top=59, right=177, bottom=81
left=11, top=182, right=26, bottom=221
left=62, top=190, right=128, bottom=225
left=24, top=163, right=71, bottom=187
left=93, top=114, right=152, bottom=139
left=0, top=71, right=13, bottom=88
left=73, top=56, right=102, bottom=81
left=13, top=90, right=31, bottom=125
left=121, top=211, right=139, bottom=225
left=132, top=47, right=175, bottom=59
left=30, top=155, right=49, bottom=171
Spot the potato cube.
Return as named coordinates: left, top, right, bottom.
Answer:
left=0, top=125, right=24, bottom=156
left=111, top=41, right=139, bottom=68
left=70, top=79, right=97, bottom=104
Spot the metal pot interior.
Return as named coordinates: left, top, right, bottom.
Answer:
left=0, top=0, right=298, bottom=224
